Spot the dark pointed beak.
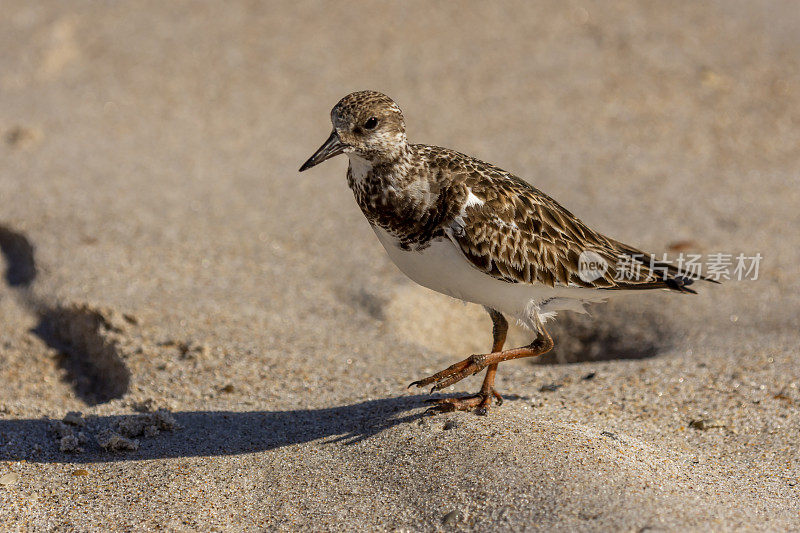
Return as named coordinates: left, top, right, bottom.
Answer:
left=299, top=131, right=346, bottom=172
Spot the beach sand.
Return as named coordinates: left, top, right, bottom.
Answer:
left=1, top=1, right=799, bottom=530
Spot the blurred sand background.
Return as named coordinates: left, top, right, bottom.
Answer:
left=1, top=0, right=799, bottom=530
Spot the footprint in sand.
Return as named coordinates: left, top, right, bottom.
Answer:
left=0, top=224, right=131, bottom=405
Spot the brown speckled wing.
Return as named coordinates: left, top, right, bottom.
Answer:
left=443, top=161, right=680, bottom=290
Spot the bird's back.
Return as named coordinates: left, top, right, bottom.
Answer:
left=410, top=143, right=707, bottom=293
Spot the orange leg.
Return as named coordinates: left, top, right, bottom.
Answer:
left=412, top=308, right=553, bottom=415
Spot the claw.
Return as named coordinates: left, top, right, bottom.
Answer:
left=425, top=404, right=453, bottom=415
left=491, top=389, right=504, bottom=406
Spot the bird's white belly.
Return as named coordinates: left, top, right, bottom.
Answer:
left=372, top=226, right=605, bottom=328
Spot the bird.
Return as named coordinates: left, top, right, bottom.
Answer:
left=299, top=90, right=714, bottom=415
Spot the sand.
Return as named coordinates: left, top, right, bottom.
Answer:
left=1, top=0, right=799, bottom=530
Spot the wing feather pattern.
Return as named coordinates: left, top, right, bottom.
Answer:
left=443, top=165, right=710, bottom=293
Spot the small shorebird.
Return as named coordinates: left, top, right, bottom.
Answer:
left=300, top=91, right=713, bottom=415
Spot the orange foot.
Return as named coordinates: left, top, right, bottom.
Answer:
left=409, top=353, right=491, bottom=392
left=424, top=389, right=503, bottom=416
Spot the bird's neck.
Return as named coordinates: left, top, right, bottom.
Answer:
left=347, top=144, right=415, bottom=190
left=347, top=145, right=443, bottom=242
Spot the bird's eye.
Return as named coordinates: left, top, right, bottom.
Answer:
left=363, top=117, right=378, bottom=130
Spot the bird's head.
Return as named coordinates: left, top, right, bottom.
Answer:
left=299, top=91, right=407, bottom=172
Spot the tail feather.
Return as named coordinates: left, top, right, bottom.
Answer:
left=664, top=275, right=698, bottom=294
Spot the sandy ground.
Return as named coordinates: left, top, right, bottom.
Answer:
left=1, top=1, right=799, bottom=530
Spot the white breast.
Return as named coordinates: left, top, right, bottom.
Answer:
left=373, top=226, right=485, bottom=302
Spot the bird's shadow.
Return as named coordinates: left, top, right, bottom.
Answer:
left=0, top=395, right=457, bottom=464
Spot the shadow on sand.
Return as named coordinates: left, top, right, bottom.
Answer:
left=0, top=395, right=442, bottom=464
